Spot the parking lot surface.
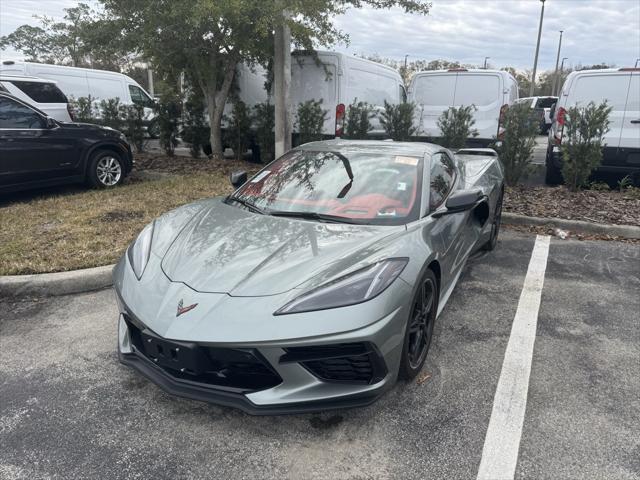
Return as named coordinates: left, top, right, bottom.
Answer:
left=1, top=230, right=638, bottom=480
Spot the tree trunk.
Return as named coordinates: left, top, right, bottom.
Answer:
left=202, top=59, right=237, bottom=160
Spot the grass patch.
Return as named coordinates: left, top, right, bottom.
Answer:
left=0, top=171, right=244, bottom=275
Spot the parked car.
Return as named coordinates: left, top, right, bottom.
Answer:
left=0, top=60, right=157, bottom=136
left=113, top=139, right=504, bottom=414
left=0, top=74, right=73, bottom=122
left=515, top=96, right=558, bottom=133
left=0, top=92, right=133, bottom=193
left=545, top=68, right=640, bottom=185
left=290, top=51, right=406, bottom=139
left=407, top=69, right=519, bottom=147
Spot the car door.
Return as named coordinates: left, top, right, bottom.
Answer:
left=0, top=96, right=80, bottom=188
left=427, top=151, right=478, bottom=297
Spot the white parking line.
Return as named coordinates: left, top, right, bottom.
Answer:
left=477, top=235, right=551, bottom=480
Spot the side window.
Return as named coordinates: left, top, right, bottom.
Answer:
left=128, top=85, right=153, bottom=107
left=0, top=97, right=44, bottom=129
left=429, top=152, right=456, bottom=211
left=9, top=81, right=68, bottom=103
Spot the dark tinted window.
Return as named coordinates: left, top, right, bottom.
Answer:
left=534, top=97, right=557, bottom=109
left=429, top=152, right=456, bottom=210
left=0, top=97, right=44, bottom=128
left=10, top=81, right=68, bottom=103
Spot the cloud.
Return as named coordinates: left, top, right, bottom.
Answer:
left=1, top=0, right=638, bottom=71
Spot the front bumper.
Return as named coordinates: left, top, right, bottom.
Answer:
left=114, top=262, right=410, bottom=414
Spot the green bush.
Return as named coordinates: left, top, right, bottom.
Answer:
left=181, top=93, right=209, bottom=158
left=155, top=94, right=182, bottom=156
left=344, top=99, right=375, bottom=139
left=226, top=100, right=252, bottom=159
left=120, top=104, right=146, bottom=153
left=380, top=101, right=416, bottom=141
left=561, top=101, right=612, bottom=191
left=99, top=98, right=123, bottom=131
left=296, top=99, right=327, bottom=145
left=253, top=102, right=275, bottom=163
left=69, top=95, right=96, bottom=123
left=495, top=103, right=538, bottom=185
left=436, top=105, right=478, bottom=149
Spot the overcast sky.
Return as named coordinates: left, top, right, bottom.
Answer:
left=1, top=0, right=638, bottom=71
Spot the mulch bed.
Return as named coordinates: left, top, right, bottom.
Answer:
left=134, top=152, right=261, bottom=176
left=504, top=185, right=640, bottom=227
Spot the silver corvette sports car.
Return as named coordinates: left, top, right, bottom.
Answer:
left=114, top=140, right=504, bottom=414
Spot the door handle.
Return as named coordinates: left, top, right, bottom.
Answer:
left=631, top=120, right=640, bottom=124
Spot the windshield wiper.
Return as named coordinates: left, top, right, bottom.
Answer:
left=269, top=210, right=365, bottom=224
left=225, top=195, right=266, bottom=215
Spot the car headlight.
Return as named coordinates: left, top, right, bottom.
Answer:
left=275, top=258, right=408, bottom=315
left=127, top=222, right=154, bottom=280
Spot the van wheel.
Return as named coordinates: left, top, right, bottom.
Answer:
left=87, top=150, right=124, bottom=189
left=545, top=147, right=563, bottom=185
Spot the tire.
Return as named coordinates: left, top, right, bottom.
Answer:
left=483, top=189, right=503, bottom=251
left=399, top=269, right=439, bottom=380
left=87, top=150, right=125, bottom=189
left=545, top=147, right=563, bottom=185
left=147, top=120, right=160, bottom=139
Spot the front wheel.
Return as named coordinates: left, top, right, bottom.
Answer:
left=399, top=269, right=438, bottom=380
left=483, top=189, right=503, bottom=251
left=87, top=150, right=125, bottom=189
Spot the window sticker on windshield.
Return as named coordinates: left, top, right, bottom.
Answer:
left=251, top=170, right=271, bottom=183
left=394, top=156, right=419, bottom=166
left=397, top=182, right=407, bottom=191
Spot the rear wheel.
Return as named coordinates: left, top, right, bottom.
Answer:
left=87, top=150, right=124, bottom=189
left=483, top=189, right=503, bottom=251
left=545, top=147, right=563, bottom=185
left=399, top=269, right=438, bottom=380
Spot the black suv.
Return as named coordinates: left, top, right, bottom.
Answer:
left=0, top=92, right=133, bottom=194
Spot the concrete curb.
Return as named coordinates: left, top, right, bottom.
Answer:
left=502, top=212, right=640, bottom=239
left=0, top=264, right=115, bottom=298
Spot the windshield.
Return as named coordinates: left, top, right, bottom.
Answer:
left=232, top=149, right=423, bottom=225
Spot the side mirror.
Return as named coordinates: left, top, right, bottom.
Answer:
left=45, top=117, right=57, bottom=129
left=432, top=189, right=484, bottom=218
left=230, top=170, right=247, bottom=189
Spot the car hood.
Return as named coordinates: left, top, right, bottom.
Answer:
left=160, top=200, right=404, bottom=297
left=57, top=121, right=122, bottom=136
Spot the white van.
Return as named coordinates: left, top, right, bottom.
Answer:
left=546, top=68, right=640, bottom=184
left=407, top=69, right=519, bottom=146
left=0, top=75, right=72, bottom=121
left=0, top=61, right=156, bottom=130
left=290, top=51, right=406, bottom=138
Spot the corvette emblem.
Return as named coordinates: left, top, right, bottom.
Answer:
left=176, top=299, right=198, bottom=317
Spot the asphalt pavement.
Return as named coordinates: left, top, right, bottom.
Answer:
left=1, top=230, right=638, bottom=480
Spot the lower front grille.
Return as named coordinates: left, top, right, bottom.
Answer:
left=281, top=342, right=387, bottom=385
left=124, top=316, right=281, bottom=393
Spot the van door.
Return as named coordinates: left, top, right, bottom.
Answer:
left=565, top=73, right=630, bottom=167
left=619, top=73, right=640, bottom=168
left=452, top=73, right=502, bottom=143
left=290, top=56, right=338, bottom=136
left=345, top=67, right=400, bottom=136
left=410, top=74, right=456, bottom=139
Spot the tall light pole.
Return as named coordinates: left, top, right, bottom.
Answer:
left=529, top=0, right=546, bottom=97
left=483, top=57, right=490, bottom=69
left=551, top=30, right=563, bottom=96
left=557, top=57, right=568, bottom=95
left=404, top=54, right=409, bottom=70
